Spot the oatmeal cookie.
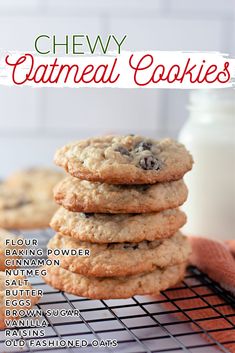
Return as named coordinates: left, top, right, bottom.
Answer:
left=47, top=232, right=190, bottom=277
left=54, top=176, right=188, bottom=213
left=54, top=135, right=193, bottom=184
left=42, top=262, right=186, bottom=299
left=0, top=185, right=57, bottom=229
left=5, top=167, right=64, bottom=200
left=50, top=208, right=186, bottom=243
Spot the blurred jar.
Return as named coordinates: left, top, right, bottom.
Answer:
left=179, top=89, right=235, bottom=240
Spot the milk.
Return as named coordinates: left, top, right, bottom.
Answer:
left=179, top=89, right=235, bottom=240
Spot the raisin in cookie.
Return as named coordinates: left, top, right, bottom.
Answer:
left=48, top=232, right=190, bottom=277
left=54, top=176, right=188, bottom=213
left=43, top=262, right=186, bottom=299
left=0, top=185, right=58, bottom=229
left=50, top=208, right=186, bottom=243
left=0, top=229, right=24, bottom=271
left=0, top=271, right=40, bottom=329
left=54, top=135, right=193, bottom=184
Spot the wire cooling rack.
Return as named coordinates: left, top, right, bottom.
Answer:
left=0, top=229, right=234, bottom=353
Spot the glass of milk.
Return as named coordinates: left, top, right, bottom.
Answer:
left=179, top=89, right=235, bottom=240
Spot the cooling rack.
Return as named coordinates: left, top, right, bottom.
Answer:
left=0, top=229, right=234, bottom=353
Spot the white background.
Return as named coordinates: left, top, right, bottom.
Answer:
left=0, top=0, right=235, bottom=176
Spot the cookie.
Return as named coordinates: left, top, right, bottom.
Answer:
left=0, top=229, right=24, bottom=271
left=43, top=262, right=186, bottom=299
left=0, top=271, right=40, bottom=329
left=5, top=167, right=64, bottom=200
left=54, top=176, right=188, bottom=213
left=0, top=186, right=28, bottom=210
left=50, top=207, right=186, bottom=243
left=48, top=232, right=190, bottom=277
left=0, top=185, right=58, bottom=229
left=54, top=135, right=193, bottom=184
left=0, top=167, right=63, bottom=229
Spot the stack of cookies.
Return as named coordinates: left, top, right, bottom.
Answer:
left=44, top=135, right=193, bottom=299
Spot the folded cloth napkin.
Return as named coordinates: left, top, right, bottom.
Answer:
left=160, top=236, right=235, bottom=353
left=189, top=237, right=235, bottom=295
